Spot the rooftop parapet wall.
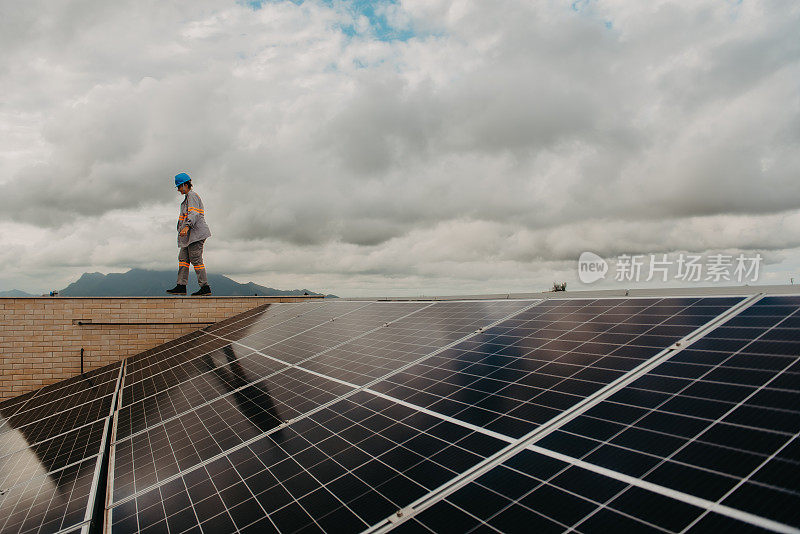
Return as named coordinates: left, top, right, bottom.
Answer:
left=0, top=296, right=321, bottom=401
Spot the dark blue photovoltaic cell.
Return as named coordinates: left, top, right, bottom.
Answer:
left=117, top=303, right=430, bottom=438
left=123, top=302, right=318, bottom=374
left=371, top=297, right=742, bottom=439
left=0, top=456, right=98, bottom=534
left=115, top=352, right=288, bottom=440
left=109, top=392, right=508, bottom=534
left=298, top=300, right=534, bottom=386
left=536, top=296, right=800, bottom=528
left=0, top=419, right=106, bottom=490
left=121, top=335, right=238, bottom=398
left=396, top=448, right=770, bottom=534
left=119, top=302, right=372, bottom=408
left=7, top=379, right=118, bottom=432
left=0, top=363, right=119, bottom=434
left=0, top=395, right=114, bottom=455
left=227, top=301, right=371, bottom=351
left=110, top=368, right=356, bottom=504
left=258, top=302, right=430, bottom=365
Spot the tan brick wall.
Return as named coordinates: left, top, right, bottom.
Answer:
left=0, top=296, right=319, bottom=401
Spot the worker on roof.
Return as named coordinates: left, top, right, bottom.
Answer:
left=167, top=172, right=212, bottom=296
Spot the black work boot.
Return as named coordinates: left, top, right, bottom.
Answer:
left=166, top=284, right=187, bottom=295
left=192, top=285, right=212, bottom=296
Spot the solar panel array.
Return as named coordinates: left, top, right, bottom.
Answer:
left=1, top=294, right=798, bottom=534
left=0, top=362, right=121, bottom=534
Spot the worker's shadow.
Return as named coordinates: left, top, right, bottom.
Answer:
left=202, top=345, right=284, bottom=434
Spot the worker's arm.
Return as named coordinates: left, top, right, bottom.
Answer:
left=185, top=192, right=204, bottom=229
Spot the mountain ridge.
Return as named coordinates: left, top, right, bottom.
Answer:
left=2, top=269, right=332, bottom=297
left=0, top=289, right=37, bottom=297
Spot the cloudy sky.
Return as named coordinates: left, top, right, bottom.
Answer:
left=1, top=0, right=799, bottom=296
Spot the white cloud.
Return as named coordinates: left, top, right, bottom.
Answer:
left=0, top=0, right=798, bottom=295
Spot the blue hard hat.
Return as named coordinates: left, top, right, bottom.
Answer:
left=174, top=172, right=191, bottom=187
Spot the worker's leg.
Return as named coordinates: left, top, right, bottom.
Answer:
left=188, top=240, right=207, bottom=286
left=177, top=247, right=190, bottom=285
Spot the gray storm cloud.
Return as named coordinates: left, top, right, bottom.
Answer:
left=0, top=0, right=799, bottom=295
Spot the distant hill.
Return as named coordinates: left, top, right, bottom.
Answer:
left=57, top=268, right=331, bottom=297
left=0, top=289, right=37, bottom=297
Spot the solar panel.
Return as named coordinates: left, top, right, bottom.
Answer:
left=119, top=301, right=381, bottom=408
left=531, top=295, right=800, bottom=529
left=122, top=301, right=319, bottom=375
left=369, top=297, right=744, bottom=439
left=0, top=390, right=41, bottom=430
left=109, top=392, right=509, bottom=534
left=204, top=301, right=318, bottom=337
left=0, top=364, right=121, bottom=456
left=115, top=349, right=288, bottom=440
left=206, top=301, right=326, bottom=340
left=245, top=302, right=431, bottom=365
left=1, top=363, right=120, bottom=431
left=228, top=301, right=372, bottom=350
left=122, top=334, right=239, bottom=391
left=0, top=396, right=113, bottom=455
left=109, top=368, right=357, bottom=504
left=3, top=293, right=800, bottom=533
left=0, top=419, right=107, bottom=491
left=394, top=448, right=770, bottom=533
left=0, top=456, right=101, bottom=534
left=7, top=380, right=118, bottom=431
left=0, top=363, right=121, bottom=534
left=298, top=300, right=535, bottom=386
left=115, top=303, right=433, bottom=438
